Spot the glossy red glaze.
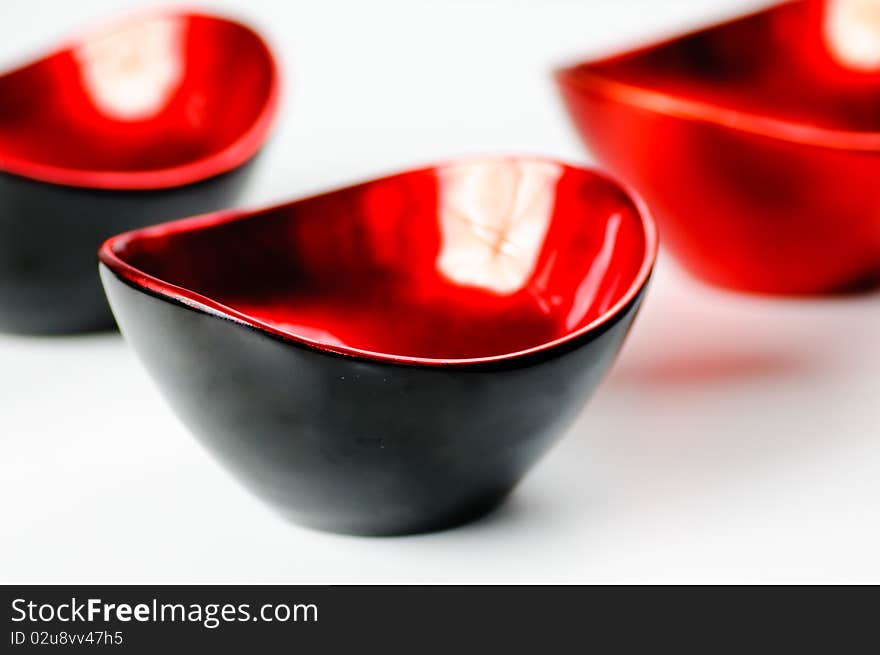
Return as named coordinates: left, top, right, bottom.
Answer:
left=0, top=11, right=278, bottom=189
left=100, top=157, right=656, bottom=365
left=557, top=0, right=880, bottom=294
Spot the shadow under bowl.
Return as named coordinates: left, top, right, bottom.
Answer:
left=557, top=0, right=880, bottom=295
left=99, top=156, right=657, bottom=535
left=0, top=10, right=279, bottom=334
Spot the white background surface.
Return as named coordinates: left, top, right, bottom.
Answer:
left=2, top=0, right=878, bottom=584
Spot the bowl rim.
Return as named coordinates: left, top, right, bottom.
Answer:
left=98, top=155, right=658, bottom=368
left=0, top=8, right=281, bottom=190
left=554, top=1, right=880, bottom=153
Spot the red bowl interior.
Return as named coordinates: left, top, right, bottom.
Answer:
left=556, top=0, right=880, bottom=294
left=100, top=158, right=656, bottom=364
left=560, top=0, right=880, bottom=144
left=0, top=11, right=278, bottom=189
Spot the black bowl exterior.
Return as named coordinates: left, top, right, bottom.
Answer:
left=0, top=162, right=255, bottom=335
left=100, top=264, right=648, bottom=536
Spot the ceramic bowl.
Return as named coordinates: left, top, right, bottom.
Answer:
left=99, top=157, right=657, bottom=536
left=557, top=0, right=880, bottom=294
left=0, top=11, right=278, bottom=334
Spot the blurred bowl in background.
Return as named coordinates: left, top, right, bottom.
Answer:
left=557, top=0, right=880, bottom=295
left=99, top=156, right=657, bottom=535
left=0, top=10, right=279, bottom=334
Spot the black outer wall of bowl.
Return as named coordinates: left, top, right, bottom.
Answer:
left=100, top=265, right=649, bottom=536
left=0, top=161, right=256, bottom=335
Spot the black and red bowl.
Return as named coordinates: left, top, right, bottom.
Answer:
left=99, top=157, right=657, bottom=535
left=0, top=10, right=279, bottom=334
